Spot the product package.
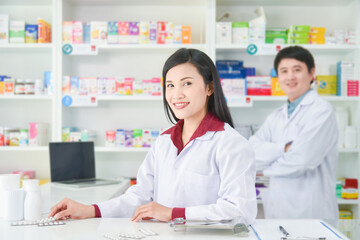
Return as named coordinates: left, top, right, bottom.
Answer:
left=9, top=21, right=25, bottom=43
left=0, top=14, right=9, bottom=44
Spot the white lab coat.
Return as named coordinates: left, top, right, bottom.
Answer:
left=97, top=123, right=257, bottom=225
left=249, top=90, right=338, bottom=219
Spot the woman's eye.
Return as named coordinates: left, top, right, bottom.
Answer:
left=184, top=82, right=192, bottom=86
left=167, top=84, right=174, bottom=88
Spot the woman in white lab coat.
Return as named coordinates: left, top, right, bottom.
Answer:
left=49, top=48, right=257, bottom=224
left=249, top=46, right=338, bottom=220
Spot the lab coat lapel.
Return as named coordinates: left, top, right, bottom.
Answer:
left=284, top=90, right=317, bottom=125
left=175, top=131, right=216, bottom=165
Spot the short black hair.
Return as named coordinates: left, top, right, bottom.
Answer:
left=162, top=48, right=234, bottom=128
left=274, top=46, right=315, bottom=74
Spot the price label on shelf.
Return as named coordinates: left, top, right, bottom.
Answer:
left=226, top=96, right=253, bottom=107
left=62, top=44, right=98, bottom=55
left=247, top=44, right=283, bottom=56
left=62, top=95, right=98, bottom=107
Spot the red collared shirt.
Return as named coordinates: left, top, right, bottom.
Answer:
left=162, top=112, right=225, bottom=155
left=162, top=112, right=225, bottom=220
left=94, top=112, right=225, bottom=220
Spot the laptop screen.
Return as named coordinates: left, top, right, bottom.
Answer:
left=49, top=142, right=96, bottom=182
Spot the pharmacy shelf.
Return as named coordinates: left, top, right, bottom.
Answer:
left=0, top=146, right=48, bottom=152
left=97, top=96, right=162, bottom=101
left=338, top=199, right=359, bottom=205
left=0, top=0, right=52, bottom=5
left=0, top=95, right=53, bottom=100
left=95, top=147, right=150, bottom=153
left=339, top=148, right=360, bottom=153
left=63, top=0, right=206, bottom=6
left=216, top=44, right=358, bottom=54
left=257, top=199, right=359, bottom=205
left=229, top=96, right=359, bottom=102
left=94, top=44, right=206, bottom=53
left=217, top=0, right=355, bottom=6
left=0, top=44, right=53, bottom=51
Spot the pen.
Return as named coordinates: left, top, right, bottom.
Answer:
left=279, top=225, right=290, bottom=237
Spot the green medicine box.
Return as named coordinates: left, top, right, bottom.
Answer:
left=266, top=36, right=287, bottom=44
left=232, top=22, right=249, bottom=28
left=288, top=32, right=309, bottom=38
left=287, top=37, right=309, bottom=44
left=289, top=25, right=311, bottom=33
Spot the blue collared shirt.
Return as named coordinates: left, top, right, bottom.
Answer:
left=287, top=89, right=312, bottom=117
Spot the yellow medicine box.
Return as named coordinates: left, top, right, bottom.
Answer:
left=271, top=77, right=286, bottom=96
left=316, top=75, right=337, bottom=96
left=310, top=27, right=326, bottom=34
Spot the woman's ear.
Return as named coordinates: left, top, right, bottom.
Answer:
left=207, top=82, right=214, bottom=96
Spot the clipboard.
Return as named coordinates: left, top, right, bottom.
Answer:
left=169, top=218, right=250, bottom=236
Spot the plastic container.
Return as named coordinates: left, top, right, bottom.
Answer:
left=24, top=184, right=41, bottom=220
left=344, top=126, right=357, bottom=149
left=4, top=78, right=14, bottom=95
left=34, top=79, right=43, bottom=95
left=3, top=188, right=24, bottom=221
left=25, top=79, right=35, bottom=95
left=19, top=128, right=29, bottom=146
left=15, top=79, right=25, bottom=95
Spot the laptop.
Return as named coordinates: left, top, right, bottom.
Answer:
left=49, top=142, right=119, bottom=188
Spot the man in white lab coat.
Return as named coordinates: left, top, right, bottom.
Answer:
left=249, top=46, right=338, bottom=220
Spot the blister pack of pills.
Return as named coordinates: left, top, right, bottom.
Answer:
left=103, top=233, right=144, bottom=240
left=103, top=228, right=158, bottom=240
left=11, top=217, right=66, bottom=227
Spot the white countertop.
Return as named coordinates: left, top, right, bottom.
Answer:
left=0, top=181, right=351, bottom=240
left=1, top=218, right=350, bottom=240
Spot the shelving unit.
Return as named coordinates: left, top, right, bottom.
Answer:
left=1, top=0, right=359, bottom=222
left=0, top=0, right=57, bottom=180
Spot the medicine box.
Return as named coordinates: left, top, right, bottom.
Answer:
left=149, top=21, right=157, bottom=44
left=287, top=37, right=309, bottom=44
left=289, top=25, right=310, bottom=33
left=139, top=21, right=149, bottom=44
left=246, top=76, right=271, bottom=96
left=288, top=32, right=309, bottom=39
left=216, top=22, right=232, bottom=44
left=0, top=14, right=9, bottom=44
left=107, top=21, right=118, bottom=44
left=83, top=22, right=91, bottom=43
left=181, top=26, right=191, bottom=44
left=29, top=123, right=48, bottom=146
left=249, top=22, right=266, bottom=44
left=62, top=21, right=72, bottom=43
left=271, top=77, right=286, bottom=96
left=310, top=27, right=326, bottom=34
left=91, top=21, right=107, bottom=44
left=316, top=75, right=337, bottom=96
left=128, top=22, right=139, bottom=44
left=265, top=36, right=287, bottom=44
left=309, top=38, right=325, bottom=44
left=165, top=22, right=174, bottom=44
left=157, top=21, right=166, bottom=44
left=72, top=21, right=83, bottom=44
left=38, top=18, right=51, bottom=43
left=25, top=24, right=38, bottom=43
left=9, top=21, right=25, bottom=43
left=173, top=25, right=182, bottom=44
left=347, top=80, right=359, bottom=96
left=232, top=22, right=249, bottom=44
left=118, top=21, right=129, bottom=44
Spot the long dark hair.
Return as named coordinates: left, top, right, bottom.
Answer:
left=162, top=48, right=234, bottom=127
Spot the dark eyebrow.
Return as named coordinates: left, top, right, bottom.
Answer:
left=166, top=77, right=193, bottom=83
left=279, top=65, right=302, bottom=71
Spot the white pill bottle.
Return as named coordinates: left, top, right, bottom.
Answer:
left=24, top=184, right=42, bottom=220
